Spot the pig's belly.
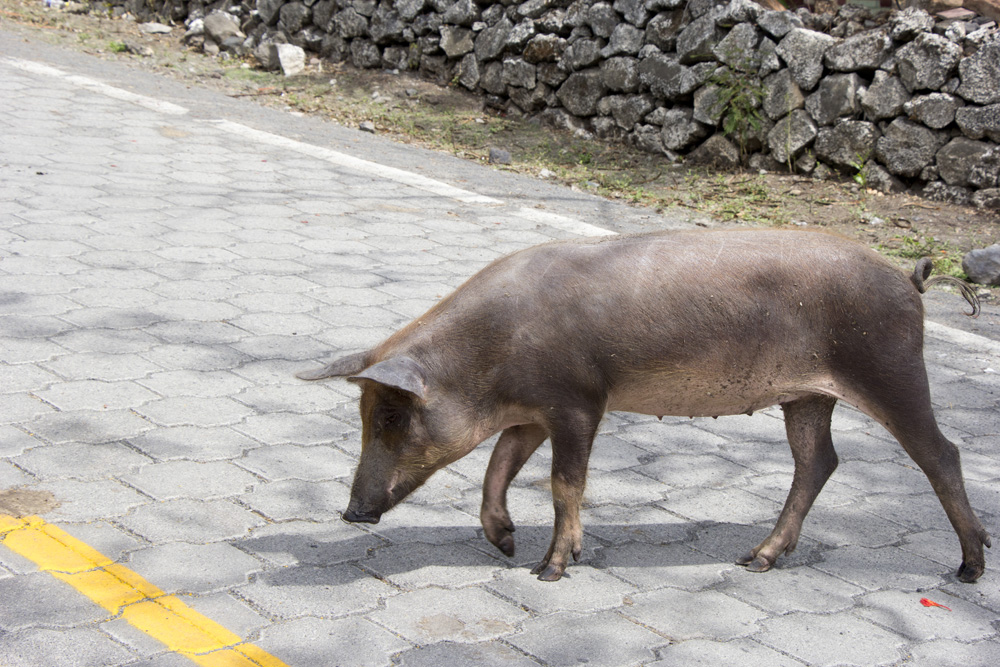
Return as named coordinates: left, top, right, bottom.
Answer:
left=605, top=370, right=828, bottom=418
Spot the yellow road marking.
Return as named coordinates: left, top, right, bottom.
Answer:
left=0, top=515, right=289, bottom=667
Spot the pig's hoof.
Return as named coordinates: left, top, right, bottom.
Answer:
left=957, top=560, right=984, bottom=583
left=736, top=551, right=773, bottom=573
left=532, top=562, right=565, bottom=581
left=496, top=534, right=516, bottom=558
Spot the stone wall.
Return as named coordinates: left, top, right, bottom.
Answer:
left=127, top=0, right=1000, bottom=207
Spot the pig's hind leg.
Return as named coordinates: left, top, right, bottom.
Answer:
left=738, top=394, right=839, bottom=572
left=481, top=424, right=548, bottom=557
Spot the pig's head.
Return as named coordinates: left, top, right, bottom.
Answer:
left=298, top=352, right=479, bottom=525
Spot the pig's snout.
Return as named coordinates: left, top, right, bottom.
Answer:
left=342, top=507, right=382, bottom=524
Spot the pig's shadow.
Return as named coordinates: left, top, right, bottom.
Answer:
left=236, top=520, right=826, bottom=586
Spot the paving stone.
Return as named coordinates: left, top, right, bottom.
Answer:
left=0, top=425, right=42, bottom=458
left=38, top=479, right=149, bottom=522
left=256, top=616, right=411, bottom=667
left=237, top=519, right=384, bottom=567
left=240, top=562, right=397, bottom=619
left=856, top=589, right=996, bottom=641
left=814, top=545, right=951, bottom=591
left=599, top=541, right=735, bottom=591
left=120, top=498, right=265, bottom=543
left=133, top=396, right=254, bottom=428
left=366, top=541, right=506, bottom=590
left=758, top=611, right=907, bottom=666
left=905, top=638, right=1000, bottom=665
left=127, top=426, right=260, bottom=461
left=507, top=611, right=663, bottom=666
left=34, top=380, right=161, bottom=411
left=127, top=542, right=264, bottom=595
left=240, top=479, right=350, bottom=522
left=624, top=588, right=767, bottom=640
left=638, top=452, right=754, bottom=489
left=236, top=444, right=355, bottom=482
left=0, top=573, right=107, bottom=631
left=25, top=409, right=155, bottom=445
left=395, top=641, right=540, bottom=667
left=0, top=626, right=134, bottom=667
left=120, top=460, right=257, bottom=500
left=15, top=442, right=150, bottom=481
left=720, top=564, right=864, bottom=613
left=234, top=413, right=354, bottom=446
left=370, top=587, right=529, bottom=644
left=136, top=370, right=252, bottom=398
left=649, top=638, right=804, bottom=667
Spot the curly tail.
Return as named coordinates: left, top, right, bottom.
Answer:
left=910, top=257, right=980, bottom=318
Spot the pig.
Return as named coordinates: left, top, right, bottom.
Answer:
left=297, top=229, right=990, bottom=582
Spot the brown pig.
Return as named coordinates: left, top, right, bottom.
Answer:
left=297, top=229, right=991, bottom=582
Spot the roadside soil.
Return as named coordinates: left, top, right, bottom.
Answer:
left=3, top=0, right=999, bottom=297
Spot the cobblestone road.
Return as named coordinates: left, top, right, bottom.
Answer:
left=1, top=33, right=999, bottom=667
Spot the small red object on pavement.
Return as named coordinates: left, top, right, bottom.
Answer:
left=920, top=597, right=952, bottom=611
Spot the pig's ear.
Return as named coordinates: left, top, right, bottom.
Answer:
left=348, top=356, right=427, bottom=401
left=296, top=351, right=371, bottom=381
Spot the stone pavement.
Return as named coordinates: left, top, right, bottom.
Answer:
left=1, top=33, right=1000, bottom=667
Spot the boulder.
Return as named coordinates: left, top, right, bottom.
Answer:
left=887, top=7, right=935, bottom=41
left=275, top=43, right=306, bottom=76
left=278, top=3, right=311, bottom=34
left=860, top=71, right=910, bottom=121
left=350, top=38, right=382, bottom=69
left=969, top=146, right=1000, bottom=189
left=645, top=10, right=685, bottom=51
left=204, top=10, right=245, bottom=43
left=971, top=188, right=1000, bottom=211
left=775, top=29, right=839, bottom=91
left=639, top=54, right=714, bottom=101
left=587, top=2, right=619, bottom=38
left=440, top=25, right=474, bottom=57
left=256, top=0, right=283, bottom=26
left=603, top=23, right=645, bottom=57
left=688, top=134, right=741, bottom=168
left=614, top=0, right=651, bottom=27
left=334, top=8, right=368, bottom=39
left=715, top=0, right=762, bottom=28
left=509, top=81, right=554, bottom=113
left=557, top=69, right=609, bottom=116
left=502, top=57, right=536, bottom=89
left=861, top=162, right=906, bottom=193
left=395, top=0, right=425, bottom=22
left=962, top=244, right=1000, bottom=285
left=600, top=94, right=655, bottom=127
left=676, top=13, right=725, bottom=64
left=442, top=0, right=478, bottom=26
left=903, top=93, right=963, bottom=129
left=762, top=68, right=805, bottom=121
left=658, top=107, right=710, bottom=150
left=814, top=120, right=878, bottom=171
left=895, top=32, right=962, bottom=92
left=936, top=137, right=995, bottom=187
left=955, top=103, right=1000, bottom=141
left=474, top=16, right=512, bottom=60
left=523, top=34, right=566, bottom=63
left=804, top=73, right=862, bottom=126
left=692, top=83, right=727, bottom=126
left=756, top=8, right=804, bottom=39
left=601, top=57, right=640, bottom=92
left=456, top=53, right=480, bottom=90
left=922, top=181, right=970, bottom=205
left=874, top=118, right=944, bottom=177
left=712, top=22, right=760, bottom=71
left=370, top=7, right=405, bottom=46
left=767, top=109, right=818, bottom=164
left=823, top=29, right=892, bottom=72
left=956, top=38, right=1000, bottom=106
left=562, top=38, right=605, bottom=71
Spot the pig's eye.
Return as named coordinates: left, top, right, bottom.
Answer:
left=376, top=407, right=407, bottom=432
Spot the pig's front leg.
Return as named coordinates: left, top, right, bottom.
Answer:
left=530, top=410, right=601, bottom=581
left=481, top=424, right=548, bottom=557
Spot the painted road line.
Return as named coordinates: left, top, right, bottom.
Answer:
left=3, top=57, right=189, bottom=116
left=0, top=515, right=289, bottom=667
left=513, top=206, right=617, bottom=237
left=211, top=119, right=503, bottom=206
left=925, top=320, right=1000, bottom=359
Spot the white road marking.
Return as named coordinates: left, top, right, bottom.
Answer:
left=513, top=207, right=617, bottom=237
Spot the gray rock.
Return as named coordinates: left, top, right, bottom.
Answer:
left=888, top=6, right=935, bottom=42
left=692, top=82, right=727, bottom=126
left=334, top=9, right=368, bottom=39
left=688, top=134, right=741, bottom=168
left=922, top=181, right=970, bottom=204
left=895, top=33, right=962, bottom=92
left=659, top=107, right=710, bottom=150
left=518, top=0, right=560, bottom=20
left=631, top=124, right=667, bottom=154
left=443, top=0, right=478, bottom=26
left=823, top=29, right=892, bottom=72
left=278, top=3, right=311, bottom=34
left=715, top=0, right=761, bottom=28
left=756, top=37, right=781, bottom=77
left=557, top=69, right=608, bottom=116
left=440, top=25, right=474, bottom=57
left=488, top=147, right=512, bottom=164
left=139, top=22, right=173, bottom=34
left=860, top=71, right=910, bottom=121
left=969, top=146, right=1000, bottom=189
left=903, top=93, right=963, bottom=129
left=936, top=137, right=995, bottom=187
left=804, top=73, right=862, bottom=126
left=767, top=109, right=817, bottom=164
left=602, top=23, right=645, bottom=57
left=474, top=16, right=512, bottom=60
left=614, top=0, right=651, bottom=27
left=861, top=162, right=906, bottom=193
left=639, top=54, right=715, bottom=101
left=963, top=245, right=1000, bottom=284
left=645, top=10, right=685, bottom=51
left=600, top=94, right=654, bottom=127
left=479, top=61, right=505, bottom=94
left=776, top=29, right=839, bottom=91
left=587, top=2, right=619, bottom=38
left=359, top=120, right=376, bottom=133
left=712, top=22, right=760, bottom=71
left=502, top=57, right=537, bottom=89
left=395, top=0, right=425, bottom=22
left=757, top=8, right=804, bottom=39
left=275, top=43, right=306, bottom=76
left=538, top=62, right=569, bottom=87
left=956, top=38, right=1000, bottom=105
left=645, top=0, right=686, bottom=9
left=874, top=118, right=944, bottom=177
left=762, top=69, right=805, bottom=121
left=956, top=103, right=1000, bottom=141
left=601, top=57, right=640, bottom=92
left=971, top=188, right=1000, bottom=211
left=814, top=120, right=878, bottom=171
left=370, top=6, right=405, bottom=45
left=351, top=38, right=382, bottom=68
left=313, top=0, right=335, bottom=30
left=506, top=19, right=537, bottom=52
left=204, top=10, right=245, bottom=43
left=456, top=53, right=479, bottom=90
left=562, top=38, right=604, bottom=71
left=676, top=13, right=724, bottom=64
left=523, top=34, right=566, bottom=63
left=257, top=0, right=284, bottom=26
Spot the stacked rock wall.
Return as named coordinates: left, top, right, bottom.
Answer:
left=123, top=0, right=1000, bottom=206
